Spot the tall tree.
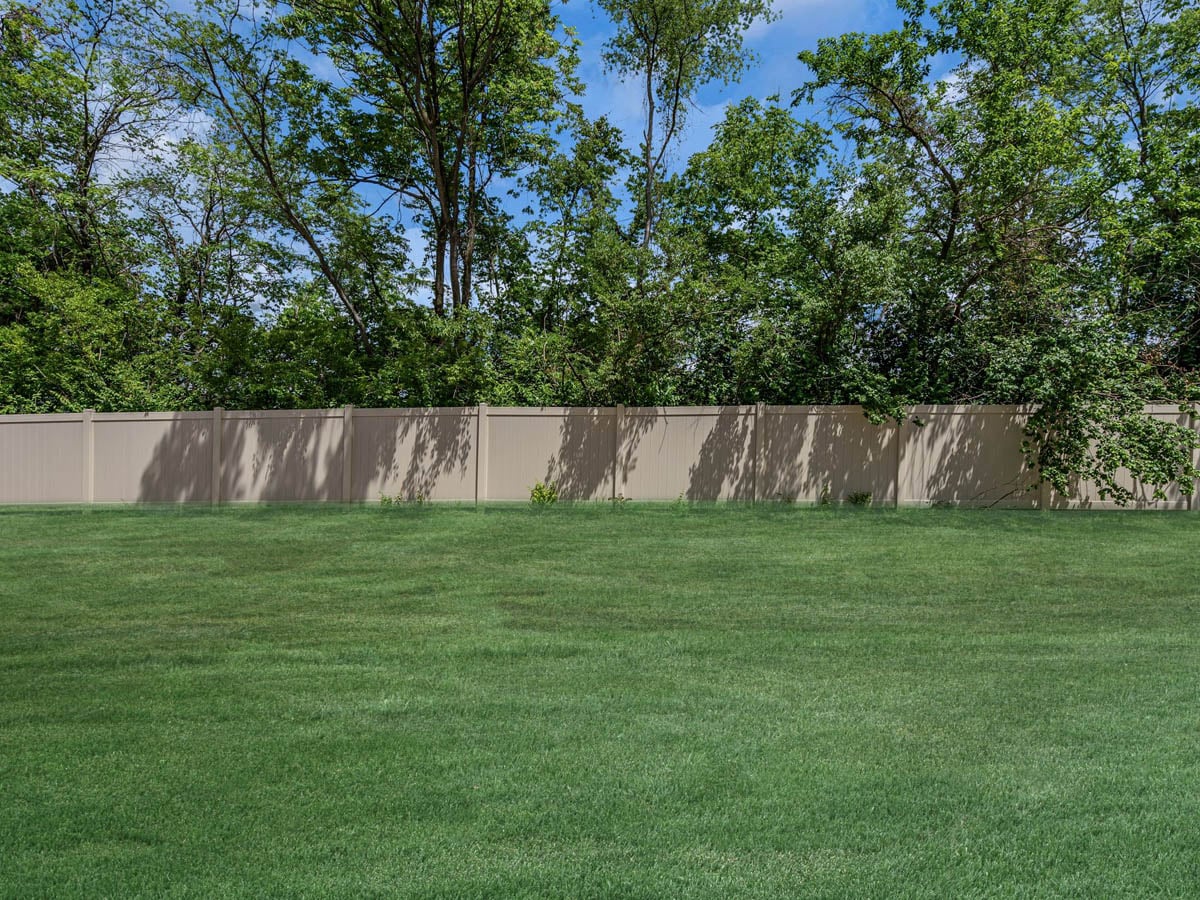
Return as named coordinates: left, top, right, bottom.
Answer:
left=0, top=0, right=179, bottom=277
left=166, top=4, right=384, bottom=350
left=278, top=0, right=577, bottom=318
left=598, top=0, right=774, bottom=248
left=796, top=0, right=1198, bottom=502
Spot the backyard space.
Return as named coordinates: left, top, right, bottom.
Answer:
left=0, top=505, right=1197, bottom=898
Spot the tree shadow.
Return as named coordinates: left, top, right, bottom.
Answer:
left=136, top=408, right=474, bottom=503
left=353, top=408, right=474, bottom=502
left=613, top=407, right=753, bottom=501
left=544, top=408, right=619, bottom=500
left=104, top=403, right=1200, bottom=508
left=101, top=413, right=214, bottom=502
left=683, top=407, right=755, bottom=501
left=758, top=407, right=897, bottom=503
left=913, top=408, right=1038, bottom=508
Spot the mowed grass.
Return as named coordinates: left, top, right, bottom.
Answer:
left=0, top=505, right=1198, bottom=898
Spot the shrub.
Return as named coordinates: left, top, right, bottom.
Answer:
left=847, top=491, right=872, bottom=506
left=380, top=491, right=427, bottom=507
left=530, top=481, right=558, bottom=506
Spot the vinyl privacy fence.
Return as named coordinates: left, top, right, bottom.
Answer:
left=1, top=404, right=1197, bottom=508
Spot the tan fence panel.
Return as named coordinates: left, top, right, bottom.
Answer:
left=620, top=406, right=755, bottom=501
left=220, top=410, right=344, bottom=502
left=760, top=406, right=898, bottom=504
left=93, top=412, right=214, bottom=502
left=486, top=407, right=614, bottom=501
left=2, top=404, right=1197, bottom=507
left=1049, top=404, right=1199, bottom=509
left=351, top=408, right=477, bottom=502
left=0, top=414, right=86, bottom=503
left=901, top=406, right=1039, bottom=508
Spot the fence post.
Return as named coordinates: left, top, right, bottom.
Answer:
left=894, top=412, right=906, bottom=508
left=1192, top=410, right=1199, bottom=511
left=475, top=403, right=489, bottom=506
left=342, top=404, right=354, bottom=503
left=211, top=407, right=223, bottom=506
left=753, top=402, right=765, bottom=503
left=82, top=409, right=95, bottom=504
left=613, top=404, right=624, bottom=500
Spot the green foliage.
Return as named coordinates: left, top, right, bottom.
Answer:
left=380, top=491, right=427, bottom=507
left=529, top=480, right=559, bottom=506
left=598, top=0, right=775, bottom=245
left=847, top=491, right=873, bottom=507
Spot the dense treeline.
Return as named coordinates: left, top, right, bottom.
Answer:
left=1, top=0, right=1198, bottom=501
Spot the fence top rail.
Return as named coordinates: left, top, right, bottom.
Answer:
left=765, top=405, right=870, bottom=416
left=625, top=405, right=755, bottom=416
left=909, top=404, right=1040, bottom=415
left=1143, top=404, right=1199, bottom=415
left=93, top=411, right=214, bottom=423
left=1, top=403, right=1193, bottom=424
left=222, top=408, right=345, bottom=420
left=0, top=412, right=87, bottom=424
left=353, top=407, right=477, bottom=418
left=487, top=406, right=616, bottom=417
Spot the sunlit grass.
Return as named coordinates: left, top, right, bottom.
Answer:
left=1, top=505, right=1197, bottom=897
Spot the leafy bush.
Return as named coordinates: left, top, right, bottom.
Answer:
left=530, top=481, right=558, bottom=506
left=847, top=491, right=872, bottom=507
left=380, top=491, right=427, bottom=507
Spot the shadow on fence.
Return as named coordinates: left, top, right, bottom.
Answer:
left=756, top=411, right=896, bottom=503
left=358, top=410, right=473, bottom=502
left=138, top=409, right=475, bottom=503
left=917, top=411, right=1035, bottom=508
left=6, top=403, right=1185, bottom=506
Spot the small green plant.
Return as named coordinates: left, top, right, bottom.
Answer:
left=610, top=493, right=628, bottom=508
left=530, top=481, right=558, bottom=506
left=819, top=484, right=832, bottom=506
left=847, top=491, right=872, bottom=507
left=380, top=491, right=427, bottom=507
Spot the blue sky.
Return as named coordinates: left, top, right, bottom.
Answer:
left=557, top=0, right=909, bottom=174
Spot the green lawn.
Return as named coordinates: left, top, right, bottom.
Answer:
left=1, top=506, right=1198, bottom=898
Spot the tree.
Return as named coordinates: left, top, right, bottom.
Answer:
left=598, top=0, right=774, bottom=248
left=0, top=0, right=176, bottom=278
left=660, top=97, right=908, bottom=407
left=277, top=0, right=578, bottom=318
left=166, top=4, right=384, bottom=350
left=796, top=0, right=1198, bottom=501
